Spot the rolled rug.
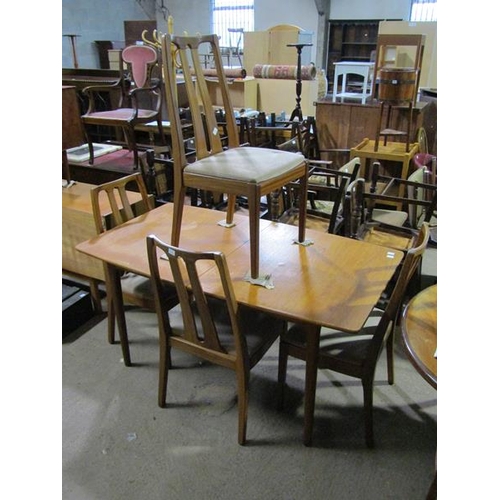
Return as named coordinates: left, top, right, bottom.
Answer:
left=191, top=68, right=247, bottom=79
left=253, top=64, right=316, bottom=80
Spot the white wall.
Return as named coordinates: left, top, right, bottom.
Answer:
left=330, top=0, right=411, bottom=20
left=62, top=0, right=414, bottom=68
left=62, top=0, right=149, bottom=68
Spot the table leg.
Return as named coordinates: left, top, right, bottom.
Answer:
left=105, top=263, right=132, bottom=366
left=303, top=323, right=321, bottom=446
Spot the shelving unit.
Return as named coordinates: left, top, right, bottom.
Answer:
left=327, top=19, right=400, bottom=94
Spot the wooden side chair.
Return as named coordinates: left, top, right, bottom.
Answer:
left=81, top=44, right=165, bottom=169
left=279, top=167, right=351, bottom=234
left=277, top=223, right=430, bottom=447
left=91, top=173, right=178, bottom=364
left=146, top=234, right=287, bottom=445
left=160, top=33, right=309, bottom=280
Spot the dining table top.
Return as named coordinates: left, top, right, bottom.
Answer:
left=401, top=284, right=437, bottom=389
left=76, top=203, right=404, bottom=333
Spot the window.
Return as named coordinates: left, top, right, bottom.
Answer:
left=410, top=0, right=437, bottom=22
left=211, top=0, right=254, bottom=48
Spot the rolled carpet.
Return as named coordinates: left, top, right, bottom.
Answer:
left=191, top=68, right=247, bottom=79
left=252, top=64, right=316, bottom=80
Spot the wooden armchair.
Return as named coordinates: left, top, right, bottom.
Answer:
left=91, top=173, right=178, bottom=365
left=160, top=33, right=309, bottom=279
left=344, top=163, right=437, bottom=251
left=81, top=44, right=165, bottom=169
left=146, top=235, right=287, bottom=445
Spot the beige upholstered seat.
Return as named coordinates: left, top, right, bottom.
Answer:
left=160, top=33, right=309, bottom=279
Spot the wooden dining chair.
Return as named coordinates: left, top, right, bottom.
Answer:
left=160, top=33, right=309, bottom=280
left=259, top=121, right=360, bottom=234
left=146, top=234, right=287, bottom=445
left=279, top=167, right=351, bottom=234
left=91, top=173, right=178, bottom=358
left=277, top=222, right=430, bottom=447
left=302, top=156, right=361, bottom=233
left=81, top=44, right=165, bottom=169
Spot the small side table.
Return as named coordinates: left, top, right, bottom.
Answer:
left=332, top=61, right=374, bottom=104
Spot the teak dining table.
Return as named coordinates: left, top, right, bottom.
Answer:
left=76, top=203, right=403, bottom=445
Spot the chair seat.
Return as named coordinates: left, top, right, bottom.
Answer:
left=371, top=209, right=408, bottom=226
left=307, top=199, right=334, bottom=215
left=168, top=300, right=282, bottom=365
left=121, top=272, right=177, bottom=311
left=362, top=227, right=415, bottom=251
left=185, top=147, right=305, bottom=183
left=283, top=311, right=383, bottom=366
left=84, top=108, right=158, bottom=122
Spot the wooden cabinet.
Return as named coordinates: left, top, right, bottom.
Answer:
left=315, top=99, right=432, bottom=154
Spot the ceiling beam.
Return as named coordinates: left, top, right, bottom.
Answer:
left=314, top=0, right=328, bottom=16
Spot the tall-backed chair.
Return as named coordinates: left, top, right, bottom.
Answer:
left=91, top=173, right=178, bottom=364
left=278, top=223, right=430, bottom=447
left=160, top=33, right=309, bottom=279
left=81, top=44, right=165, bottom=169
left=146, top=235, right=287, bottom=445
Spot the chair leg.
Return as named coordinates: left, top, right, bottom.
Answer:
left=226, top=194, right=237, bottom=225
left=277, top=340, right=289, bottom=410
left=89, top=278, right=102, bottom=313
left=171, top=186, right=187, bottom=247
left=236, top=369, right=249, bottom=445
left=125, top=125, right=139, bottom=170
left=297, top=168, right=308, bottom=243
left=362, top=378, right=375, bottom=448
left=84, top=130, right=95, bottom=165
left=158, top=335, right=170, bottom=408
left=157, top=119, right=166, bottom=145
left=107, top=294, right=116, bottom=344
left=247, top=187, right=261, bottom=279
left=386, top=322, right=396, bottom=385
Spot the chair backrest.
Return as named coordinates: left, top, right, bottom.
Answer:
left=228, top=28, right=244, bottom=53
left=146, top=235, right=245, bottom=365
left=415, top=127, right=428, bottom=155
left=406, top=166, right=436, bottom=227
left=367, top=222, right=430, bottom=361
left=363, top=162, right=437, bottom=228
left=160, top=33, right=240, bottom=178
left=90, top=172, right=153, bottom=234
left=122, top=44, right=159, bottom=89
left=339, top=156, right=361, bottom=182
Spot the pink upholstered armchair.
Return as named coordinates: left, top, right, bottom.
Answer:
left=81, top=44, right=165, bottom=169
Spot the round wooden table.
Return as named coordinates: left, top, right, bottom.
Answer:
left=401, top=284, right=437, bottom=389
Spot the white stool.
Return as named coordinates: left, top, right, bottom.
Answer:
left=332, top=61, right=374, bottom=104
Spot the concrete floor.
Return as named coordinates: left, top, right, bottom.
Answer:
left=62, top=247, right=437, bottom=500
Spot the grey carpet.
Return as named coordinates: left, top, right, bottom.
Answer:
left=62, top=306, right=436, bottom=500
